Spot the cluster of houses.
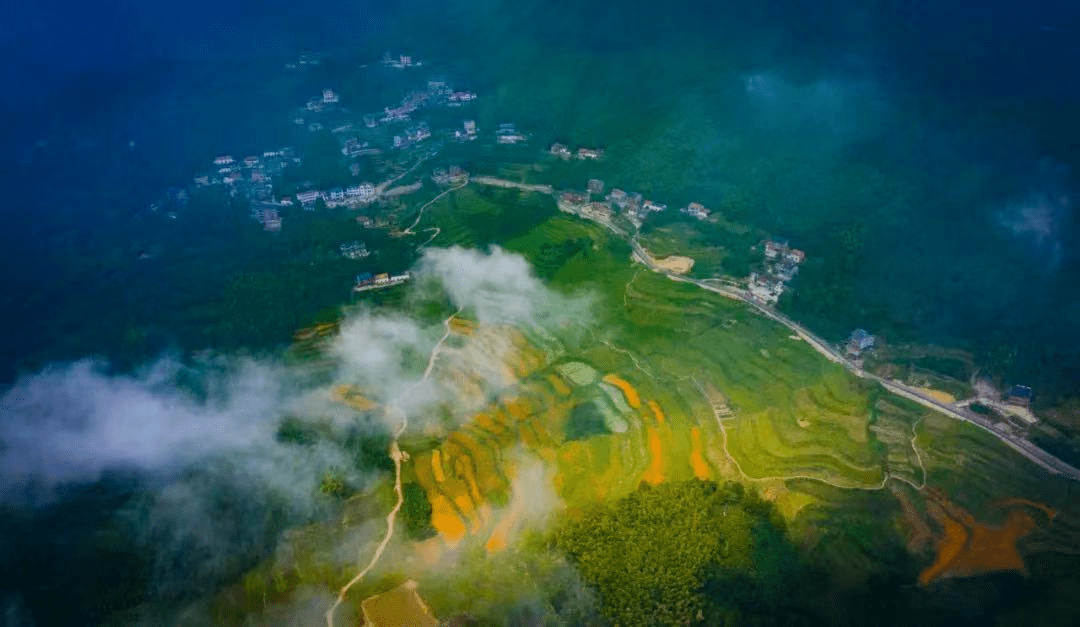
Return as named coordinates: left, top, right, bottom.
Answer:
left=354, top=271, right=412, bottom=292
left=549, top=143, right=604, bottom=160
left=178, top=149, right=303, bottom=230
left=295, top=183, right=378, bottom=210
left=201, top=149, right=297, bottom=192
left=606, top=189, right=668, bottom=226
left=557, top=191, right=613, bottom=222
left=363, top=80, right=477, bottom=129
left=556, top=178, right=714, bottom=231
left=747, top=239, right=806, bottom=305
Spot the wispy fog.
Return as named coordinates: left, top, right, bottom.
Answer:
left=0, top=358, right=284, bottom=498
left=742, top=70, right=889, bottom=146
left=0, top=246, right=579, bottom=498
left=0, top=246, right=589, bottom=620
left=996, top=160, right=1072, bottom=270
left=418, top=245, right=592, bottom=325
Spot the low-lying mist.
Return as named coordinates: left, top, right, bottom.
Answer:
left=0, top=245, right=590, bottom=625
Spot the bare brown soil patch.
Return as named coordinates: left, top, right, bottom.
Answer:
left=918, top=489, right=1043, bottom=584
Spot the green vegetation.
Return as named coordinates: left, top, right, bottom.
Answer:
left=556, top=480, right=798, bottom=627
left=565, top=402, right=610, bottom=441
left=640, top=214, right=759, bottom=279
left=401, top=483, right=437, bottom=541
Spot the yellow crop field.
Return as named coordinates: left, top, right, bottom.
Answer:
left=690, top=427, right=711, bottom=480
left=505, top=397, right=533, bottom=421
left=648, top=400, right=666, bottom=426
left=430, top=494, right=467, bottom=547
left=431, top=449, right=446, bottom=483
left=547, top=373, right=573, bottom=396
left=640, top=427, right=666, bottom=485
left=332, top=385, right=382, bottom=412
left=602, top=374, right=641, bottom=408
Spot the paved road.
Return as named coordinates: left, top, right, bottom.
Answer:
left=624, top=213, right=1080, bottom=480
left=468, top=180, right=1080, bottom=481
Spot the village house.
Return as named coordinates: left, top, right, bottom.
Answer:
left=382, top=106, right=411, bottom=123
left=1006, top=385, right=1034, bottom=407
left=643, top=200, right=667, bottom=213
left=384, top=54, right=417, bottom=69
left=296, top=189, right=322, bottom=208
left=496, top=123, right=526, bottom=144
left=559, top=191, right=590, bottom=206
left=586, top=202, right=613, bottom=221
left=193, top=175, right=211, bottom=187
left=775, top=260, right=799, bottom=281
left=448, top=91, right=477, bottom=105
left=845, top=329, right=875, bottom=357
left=549, top=143, right=572, bottom=159
left=681, top=202, right=710, bottom=220
left=497, top=133, right=527, bottom=144
left=340, top=241, right=370, bottom=259
left=588, top=179, right=605, bottom=195
left=213, top=155, right=235, bottom=166
left=278, top=197, right=294, bottom=207
left=576, top=147, right=603, bottom=160
left=357, top=215, right=374, bottom=228
left=342, top=138, right=367, bottom=157
left=446, top=166, right=466, bottom=182
left=748, top=273, right=785, bottom=305
left=607, top=189, right=628, bottom=208
left=407, top=125, right=431, bottom=143
left=262, top=209, right=282, bottom=232
left=455, top=120, right=478, bottom=141
left=322, top=88, right=339, bottom=104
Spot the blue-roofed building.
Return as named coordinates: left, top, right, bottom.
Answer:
left=1006, top=385, right=1033, bottom=407
left=846, top=329, right=875, bottom=356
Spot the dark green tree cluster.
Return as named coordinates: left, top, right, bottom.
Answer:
left=533, top=237, right=594, bottom=280
left=401, top=482, right=438, bottom=541
left=555, top=480, right=803, bottom=627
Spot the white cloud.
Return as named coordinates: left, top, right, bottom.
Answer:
left=0, top=358, right=282, bottom=495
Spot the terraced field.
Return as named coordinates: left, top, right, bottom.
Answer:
left=219, top=209, right=1080, bottom=625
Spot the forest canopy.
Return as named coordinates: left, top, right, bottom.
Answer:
left=555, top=480, right=805, bottom=627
